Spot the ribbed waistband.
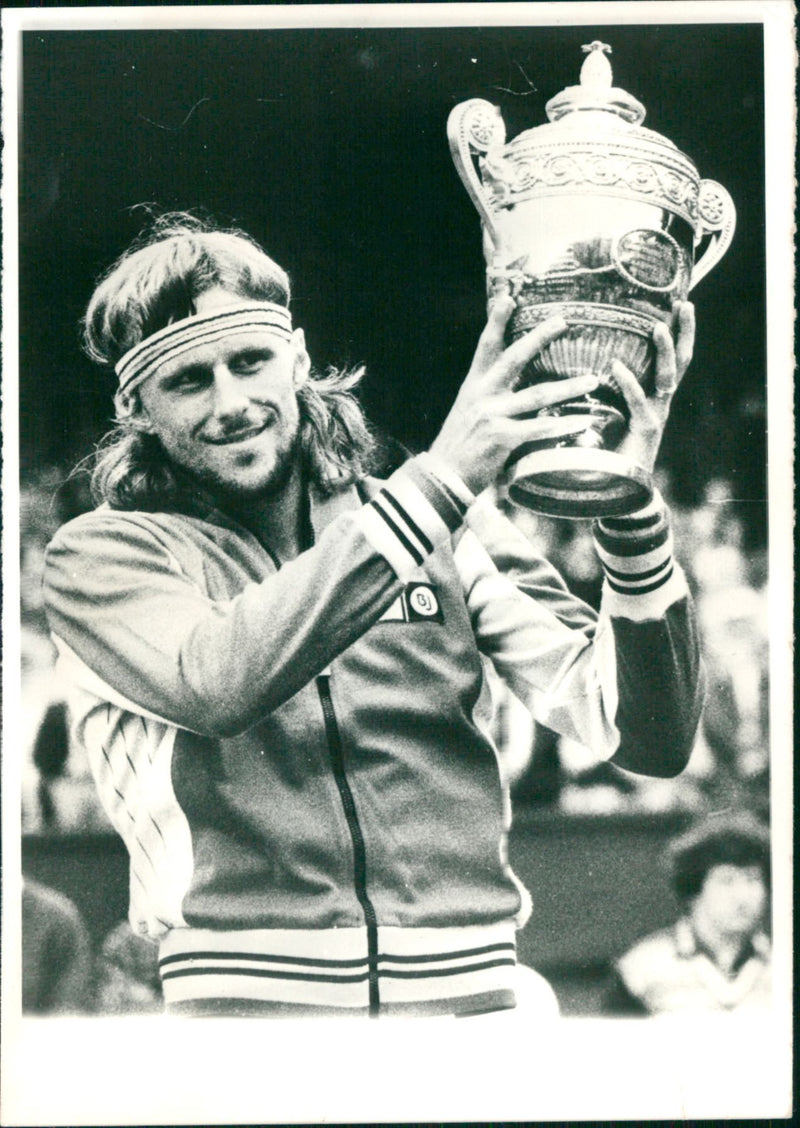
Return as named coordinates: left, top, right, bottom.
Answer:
left=159, top=921, right=518, bottom=1017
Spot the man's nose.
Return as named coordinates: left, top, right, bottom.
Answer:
left=210, top=366, right=250, bottom=416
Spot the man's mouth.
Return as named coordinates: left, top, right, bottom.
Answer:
left=203, top=419, right=272, bottom=446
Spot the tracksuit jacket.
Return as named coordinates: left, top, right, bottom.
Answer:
left=43, top=452, right=704, bottom=1017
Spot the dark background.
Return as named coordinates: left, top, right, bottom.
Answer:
left=20, top=21, right=766, bottom=542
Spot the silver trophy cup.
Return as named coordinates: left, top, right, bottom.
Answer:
left=448, top=41, right=736, bottom=518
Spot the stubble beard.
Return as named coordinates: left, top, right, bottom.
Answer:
left=174, top=418, right=304, bottom=509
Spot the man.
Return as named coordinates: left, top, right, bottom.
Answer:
left=43, top=213, right=703, bottom=1018
left=608, top=813, right=771, bottom=1014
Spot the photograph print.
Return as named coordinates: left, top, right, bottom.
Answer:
left=2, top=3, right=794, bottom=1123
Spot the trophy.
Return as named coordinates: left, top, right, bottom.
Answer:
left=448, top=41, right=736, bottom=517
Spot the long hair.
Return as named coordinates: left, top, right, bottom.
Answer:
left=84, top=212, right=376, bottom=510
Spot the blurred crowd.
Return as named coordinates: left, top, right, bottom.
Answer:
left=19, top=466, right=109, bottom=836
left=18, top=462, right=771, bottom=835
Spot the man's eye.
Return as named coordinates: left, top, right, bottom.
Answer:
left=166, top=370, right=207, bottom=391
left=233, top=350, right=271, bottom=372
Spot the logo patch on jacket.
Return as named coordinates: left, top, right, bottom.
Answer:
left=380, top=583, right=444, bottom=624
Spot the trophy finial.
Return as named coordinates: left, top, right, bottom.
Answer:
left=546, top=42, right=645, bottom=125
left=580, top=41, right=613, bottom=89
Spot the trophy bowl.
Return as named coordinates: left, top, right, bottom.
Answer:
left=448, top=41, right=736, bottom=518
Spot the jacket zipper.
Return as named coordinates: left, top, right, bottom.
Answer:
left=317, top=674, right=381, bottom=1017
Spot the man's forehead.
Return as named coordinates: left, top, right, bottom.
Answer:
left=115, top=301, right=294, bottom=399
left=155, top=328, right=288, bottom=380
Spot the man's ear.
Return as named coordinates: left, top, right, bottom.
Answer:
left=116, top=391, right=156, bottom=433
left=291, top=328, right=311, bottom=388
left=130, top=413, right=157, bottom=434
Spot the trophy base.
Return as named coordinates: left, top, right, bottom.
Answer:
left=508, top=448, right=653, bottom=519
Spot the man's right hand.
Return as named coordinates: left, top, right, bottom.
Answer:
left=429, top=295, right=598, bottom=496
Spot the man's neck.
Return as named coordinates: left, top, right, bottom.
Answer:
left=223, top=464, right=311, bottom=563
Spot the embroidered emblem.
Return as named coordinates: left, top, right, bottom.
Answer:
left=405, top=584, right=443, bottom=622
left=378, top=584, right=444, bottom=624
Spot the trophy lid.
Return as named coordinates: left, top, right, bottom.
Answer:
left=545, top=41, right=647, bottom=127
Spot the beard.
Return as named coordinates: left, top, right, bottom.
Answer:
left=210, top=433, right=300, bottom=502
left=166, top=415, right=304, bottom=511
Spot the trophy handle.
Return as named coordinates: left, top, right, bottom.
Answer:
left=689, top=179, right=737, bottom=290
left=447, top=99, right=506, bottom=252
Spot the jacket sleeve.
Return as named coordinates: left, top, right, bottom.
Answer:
left=43, top=457, right=467, bottom=738
left=593, top=497, right=705, bottom=777
left=457, top=490, right=704, bottom=778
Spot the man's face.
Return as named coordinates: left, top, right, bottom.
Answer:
left=695, top=863, right=767, bottom=939
left=137, top=288, right=310, bottom=499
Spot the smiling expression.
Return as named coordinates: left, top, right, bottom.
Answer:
left=136, top=289, right=310, bottom=500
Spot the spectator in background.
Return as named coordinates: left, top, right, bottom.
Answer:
left=21, top=471, right=108, bottom=834
left=22, top=877, right=92, bottom=1014
left=21, top=620, right=110, bottom=835
left=697, top=585, right=770, bottom=810
left=688, top=477, right=750, bottom=596
left=95, top=921, right=162, bottom=1015
left=606, top=813, right=771, bottom=1015
left=21, top=625, right=61, bottom=832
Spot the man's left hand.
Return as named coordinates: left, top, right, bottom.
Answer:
left=610, top=301, right=696, bottom=474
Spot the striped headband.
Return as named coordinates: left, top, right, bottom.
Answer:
left=114, top=302, right=293, bottom=396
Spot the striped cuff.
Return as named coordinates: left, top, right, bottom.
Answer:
left=593, top=491, right=688, bottom=619
left=415, top=451, right=476, bottom=510
left=359, top=456, right=469, bottom=579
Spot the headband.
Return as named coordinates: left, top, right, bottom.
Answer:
left=114, top=302, right=294, bottom=397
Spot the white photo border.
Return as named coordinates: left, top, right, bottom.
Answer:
left=2, top=4, right=794, bottom=1123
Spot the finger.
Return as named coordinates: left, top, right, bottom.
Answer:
left=470, top=294, right=516, bottom=374
left=652, top=322, right=678, bottom=400
left=673, top=301, right=696, bottom=378
left=490, top=315, right=569, bottom=390
left=611, top=360, right=660, bottom=422
left=501, top=373, right=599, bottom=415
